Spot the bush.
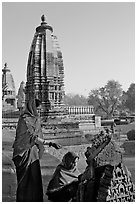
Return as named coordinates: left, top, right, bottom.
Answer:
left=127, top=129, right=135, bottom=141
left=121, top=141, right=135, bottom=156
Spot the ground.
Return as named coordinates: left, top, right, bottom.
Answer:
left=2, top=128, right=135, bottom=202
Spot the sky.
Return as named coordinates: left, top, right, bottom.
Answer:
left=2, top=2, right=135, bottom=97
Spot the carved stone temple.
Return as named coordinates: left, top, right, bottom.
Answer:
left=2, top=63, right=16, bottom=110
left=26, top=15, right=65, bottom=118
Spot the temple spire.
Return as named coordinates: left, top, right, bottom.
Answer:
left=26, top=15, right=65, bottom=118
left=2, top=63, right=16, bottom=107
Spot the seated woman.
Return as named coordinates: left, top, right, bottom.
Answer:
left=77, top=130, right=112, bottom=202
left=46, top=151, right=80, bottom=202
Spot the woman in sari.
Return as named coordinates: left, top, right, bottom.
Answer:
left=12, top=98, right=61, bottom=202
left=77, top=130, right=112, bottom=202
left=46, top=151, right=80, bottom=202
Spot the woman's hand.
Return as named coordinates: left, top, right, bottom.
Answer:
left=49, top=142, right=62, bottom=149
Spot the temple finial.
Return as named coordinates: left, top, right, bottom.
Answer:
left=4, top=63, right=8, bottom=69
left=41, top=15, right=46, bottom=23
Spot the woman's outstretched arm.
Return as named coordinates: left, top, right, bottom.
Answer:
left=35, top=137, right=61, bottom=149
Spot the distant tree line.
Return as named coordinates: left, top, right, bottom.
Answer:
left=64, top=93, right=88, bottom=106
left=64, top=80, right=135, bottom=119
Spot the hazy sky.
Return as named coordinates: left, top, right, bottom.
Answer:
left=2, top=2, right=135, bottom=97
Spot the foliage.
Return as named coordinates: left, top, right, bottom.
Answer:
left=124, top=83, right=135, bottom=113
left=88, top=80, right=124, bottom=118
left=127, top=129, right=135, bottom=141
left=64, top=93, right=88, bottom=106
left=121, top=141, right=135, bottom=156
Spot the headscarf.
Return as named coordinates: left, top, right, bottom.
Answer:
left=47, top=152, right=80, bottom=193
left=62, top=151, right=79, bottom=170
left=23, top=98, right=39, bottom=117
left=12, top=98, right=42, bottom=158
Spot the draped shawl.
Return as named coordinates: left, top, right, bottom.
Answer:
left=12, top=99, right=43, bottom=158
left=47, top=152, right=80, bottom=193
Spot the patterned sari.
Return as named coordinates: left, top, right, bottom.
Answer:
left=77, top=131, right=135, bottom=202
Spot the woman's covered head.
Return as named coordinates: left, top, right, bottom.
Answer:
left=62, top=152, right=79, bottom=170
left=24, top=98, right=42, bottom=117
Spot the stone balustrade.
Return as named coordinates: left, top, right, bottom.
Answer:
left=66, top=105, right=94, bottom=115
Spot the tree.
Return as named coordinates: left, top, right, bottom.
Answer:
left=88, top=80, right=124, bottom=118
left=64, top=93, right=88, bottom=106
left=124, top=83, right=135, bottom=113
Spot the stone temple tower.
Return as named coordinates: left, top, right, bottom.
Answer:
left=25, top=15, right=65, bottom=117
left=2, top=63, right=16, bottom=108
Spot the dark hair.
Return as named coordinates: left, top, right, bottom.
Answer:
left=62, top=152, right=79, bottom=170
left=35, top=99, right=42, bottom=108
